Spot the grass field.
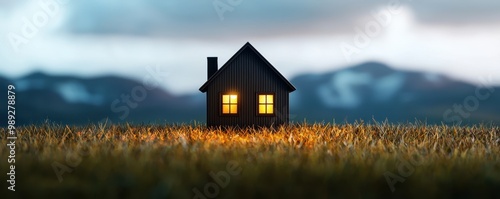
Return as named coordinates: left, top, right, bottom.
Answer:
left=1, top=122, right=499, bottom=198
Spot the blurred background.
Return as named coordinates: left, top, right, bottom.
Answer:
left=0, top=0, right=499, bottom=125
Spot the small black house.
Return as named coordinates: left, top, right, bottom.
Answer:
left=199, top=42, right=296, bottom=127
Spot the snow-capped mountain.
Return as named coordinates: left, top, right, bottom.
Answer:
left=1, top=62, right=498, bottom=126
left=290, top=62, right=498, bottom=123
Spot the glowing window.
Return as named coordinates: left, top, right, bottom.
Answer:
left=258, top=94, right=274, bottom=114
left=222, top=94, right=238, bottom=114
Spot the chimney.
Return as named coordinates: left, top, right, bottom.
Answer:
left=207, top=57, right=218, bottom=80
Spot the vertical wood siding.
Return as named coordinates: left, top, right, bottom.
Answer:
left=206, top=48, right=290, bottom=127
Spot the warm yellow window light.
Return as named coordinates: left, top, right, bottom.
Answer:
left=222, top=94, right=237, bottom=114
left=258, top=94, right=274, bottom=114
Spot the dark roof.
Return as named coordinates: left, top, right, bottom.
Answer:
left=199, top=42, right=296, bottom=93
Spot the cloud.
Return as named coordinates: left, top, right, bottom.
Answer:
left=1, top=0, right=499, bottom=94
left=62, top=0, right=379, bottom=38
left=410, top=0, right=500, bottom=25
left=60, top=0, right=500, bottom=38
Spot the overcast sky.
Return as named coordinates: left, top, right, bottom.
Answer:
left=1, top=0, right=499, bottom=94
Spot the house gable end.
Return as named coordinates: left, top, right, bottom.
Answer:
left=199, top=42, right=296, bottom=92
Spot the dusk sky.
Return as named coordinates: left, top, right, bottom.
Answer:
left=1, top=0, right=499, bottom=94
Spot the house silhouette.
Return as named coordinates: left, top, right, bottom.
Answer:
left=199, top=42, right=296, bottom=127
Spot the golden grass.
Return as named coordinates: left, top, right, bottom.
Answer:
left=1, top=122, right=499, bottom=198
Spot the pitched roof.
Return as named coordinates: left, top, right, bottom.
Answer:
left=199, top=42, right=296, bottom=93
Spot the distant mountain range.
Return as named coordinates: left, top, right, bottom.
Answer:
left=1, top=62, right=499, bottom=126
